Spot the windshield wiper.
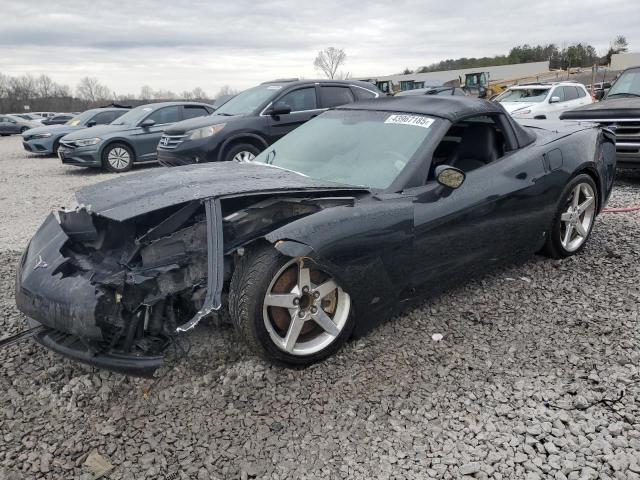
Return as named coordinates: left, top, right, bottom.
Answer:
left=215, top=112, right=234, bottom=116
left=607, top=92, right=640, bottom=98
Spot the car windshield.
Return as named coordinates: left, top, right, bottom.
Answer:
left=496, top=88, right=550, bottom=103
left=213, top=85, right=282, bottom=116
left=607, top=69, right=640, bottom=97
left=66, top=110, right=95, bottom=126
left=111, top=105, right=155, bottom=125
left=252, top=109, right=435, bottom=189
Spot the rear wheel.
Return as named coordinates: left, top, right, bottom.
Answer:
left=102, top=143, right=134, bottom=172
left=224, top=143, right=261, bottom=163
left=51, top=140, right=60, bottom=157
left=19, top=127, right=28, bottom=134
left=542, top=174, right=597, bottom=258
left=229, top=245, right=354, bottom=366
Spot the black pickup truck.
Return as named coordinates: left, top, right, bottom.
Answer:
left=561, top=66, right=640, bottom=169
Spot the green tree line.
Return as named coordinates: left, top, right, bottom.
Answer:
left=406, top=36, right=629, bottom=74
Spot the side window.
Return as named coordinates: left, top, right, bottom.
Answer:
left=183, top=106, right=210, bottom=120
left=551, top=87, right=565, bottom=103
left=352, top=86, right=377, bottom=100
left=428, top=114, right=508, bottom=181
left=278, top=87, right=317, bottom=112
left=563, top=86, right=579, bottom=101
left=92, top=111, right=117, bottom=125
left=319, top=86, right=355, bottom=108
left=146, top=106, right=181, bottom=125
left=577, top=87, right=587, bottom=98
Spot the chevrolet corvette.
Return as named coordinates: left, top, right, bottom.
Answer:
left=15, top=96, right=617, bottom=376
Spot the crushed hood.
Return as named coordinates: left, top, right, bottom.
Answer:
left=560, top=97, right=640, bottom=120
left=76, top=162, right=368, bottom=221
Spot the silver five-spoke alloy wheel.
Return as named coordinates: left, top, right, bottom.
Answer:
left=560, top=182, right=596, bottom=252
left=262, top=259, right=350, bottom=356
left=233, top=151, right=256, bottom=162
left=107, top=147, right=131, bottom=170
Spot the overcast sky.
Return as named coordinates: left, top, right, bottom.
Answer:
left=0, top=0, right=637, bottom=97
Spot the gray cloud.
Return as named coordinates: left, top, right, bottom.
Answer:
left=0, top=0, right=637, bottom=95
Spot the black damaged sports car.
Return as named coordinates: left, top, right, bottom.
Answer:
left=15, top=96, right=616, bottom=376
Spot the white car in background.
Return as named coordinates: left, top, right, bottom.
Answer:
left=495, top=82, right=593, bottom=120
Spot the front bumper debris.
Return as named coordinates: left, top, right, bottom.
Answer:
left=34, top=324, right=164, bottom=377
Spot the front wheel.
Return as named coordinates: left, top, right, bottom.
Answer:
left=542, top=174, right=598, bottom=258
left=229, top=245, right=354, bottom=366
left=102, top=143, right=134, bottom=172
left=223, top=143, right=261, bottom=163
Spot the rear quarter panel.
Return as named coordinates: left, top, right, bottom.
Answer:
left=522, top=122, right=615, bottom=210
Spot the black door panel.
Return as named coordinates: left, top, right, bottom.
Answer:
left=411, top=147, right=555, bottom=288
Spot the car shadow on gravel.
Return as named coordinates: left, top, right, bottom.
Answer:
left=615, top=169, right=640, bottom=187
left=60, top=162, right=162, bottom=177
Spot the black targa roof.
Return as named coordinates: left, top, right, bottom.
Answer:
left=339, top=96, right=536, bottom=148
left=339, top=95, right=506, bottom=122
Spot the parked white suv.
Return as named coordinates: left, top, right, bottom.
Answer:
left=496, top=82, right=592, bottom=120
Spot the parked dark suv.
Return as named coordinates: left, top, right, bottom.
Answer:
left=157, top=79, right=382, bottom=166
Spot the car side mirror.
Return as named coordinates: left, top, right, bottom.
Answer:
left=435, top=165, right=465, bottom=189
left=86, top=120, right=97, bottom=127
left=139, top=119, right=156, bottom=128
left=594, top=89, right=605, bottom=101
left=269, top=102, right=292, bottom=116
left=549, top=96, right=560, bottom=104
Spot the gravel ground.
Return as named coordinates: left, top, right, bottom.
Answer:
left=1, top=134, right=639, bottom=480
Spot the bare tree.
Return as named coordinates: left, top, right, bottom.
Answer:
left=613, top=35, right=629, bottom=52
left=76, top=77, right=111, bottom=102
left=181, top=90, right=194, bottom=100
left=605, top=35, right=630, bottom=65
left=0, top=73, right=8, bottom=98
left=191, top=87, right=208, bottom=100
left=214, top=85, right=238, bottom=98
left=153, top=89, right=177, bottom=100
left=36, top=75, right=56, bottom=98
left=54, top=84, right=71, bottom=98
left=140, top=85, right=154, bottom=100
left=313, top=47, right=347, bottom=79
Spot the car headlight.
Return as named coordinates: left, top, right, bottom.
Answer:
left=512, top=109, right=532, bottom=116
left=75, top=137, right=101, bottom=147
left=189, top=124, right=226, bottom=140
left=28, top=133, right=52, bottom=139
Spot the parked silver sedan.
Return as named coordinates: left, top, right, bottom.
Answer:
left=0, top=114, right=41, bottom=135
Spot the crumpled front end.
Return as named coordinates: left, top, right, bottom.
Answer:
left=15, top=203, right=211, bottom=376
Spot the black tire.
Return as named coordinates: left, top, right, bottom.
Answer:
left=542, top=174, right=598, bottom=259
left=19, top=127, right=28, bottom=134
left=51, top=139, right=60, bottom=157
left=101, top=142, right=134, bottom=173
left=229, top=244, right=355, bottom=366
left=223, top=143, right=261, bottom=163
left=0, top=134, right=9, bottom=137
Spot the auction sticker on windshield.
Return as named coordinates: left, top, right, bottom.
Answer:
left=385, top=114, right=434, bottom=129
